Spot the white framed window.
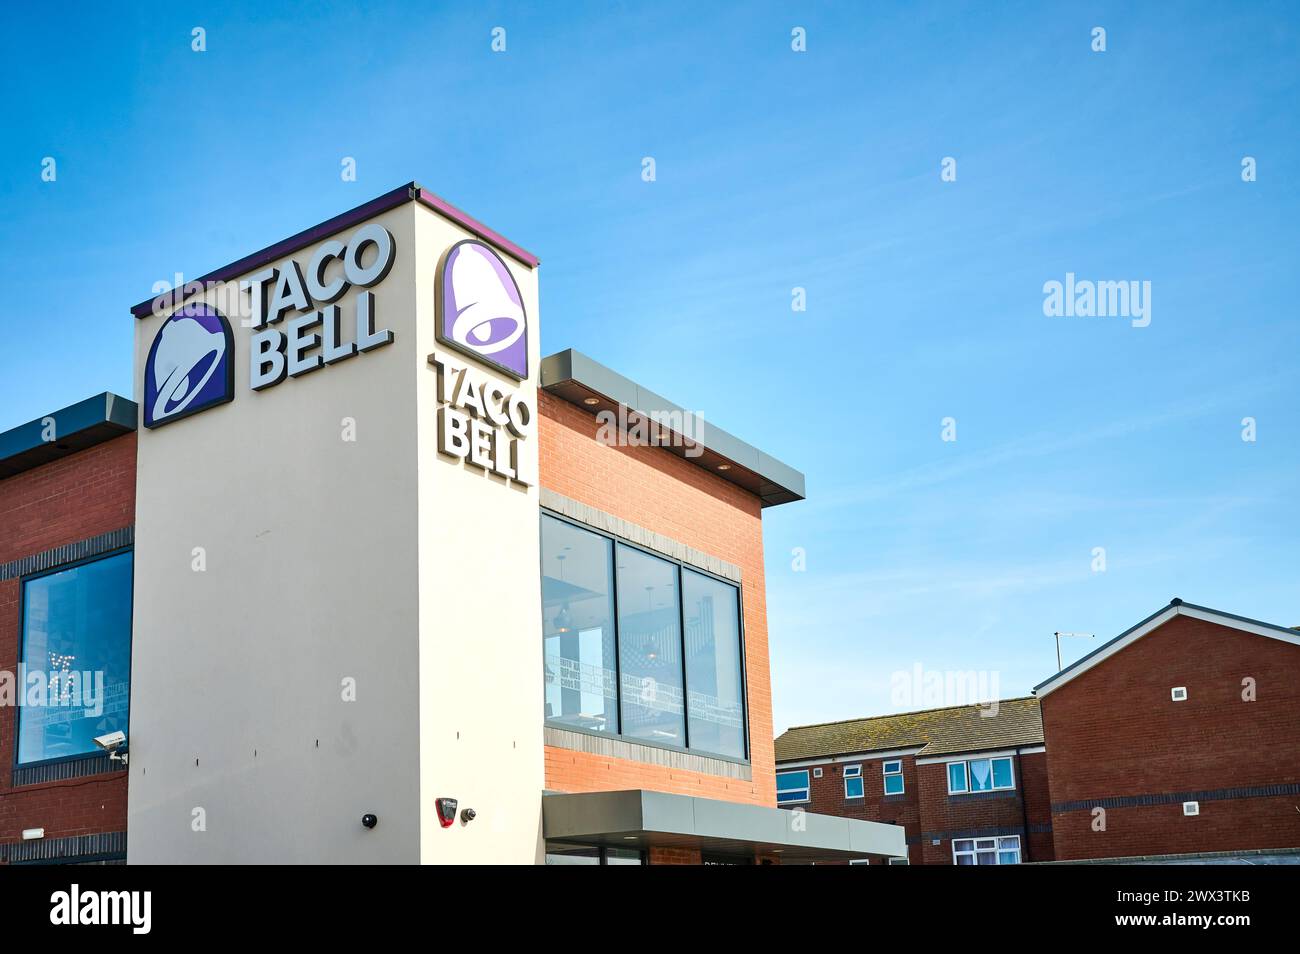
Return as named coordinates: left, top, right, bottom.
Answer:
left=952, top=835, right=1020, bottom=865
left=849, top=858, right=871, bottom=865
left=844, top=763, right=864, bottom=799
left=888, top=855, right=909, bottom=865
left=882, top=759, right=904, bottom=795
left=1171, top=686, right=1188, bottom=701
left=813, top=767, right=823, bottom=778
left=777, top=769, right=810, bottom=805
left=1183, top=801, right=1200, bottom=816
left=947, top=761, right=968, bottom=794
left=947, top=756, right=1015, bottom=794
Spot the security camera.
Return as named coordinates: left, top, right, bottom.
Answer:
left=93, top=731, right=128, bottom=764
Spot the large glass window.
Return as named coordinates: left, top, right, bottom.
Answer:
left=616, top=543, right=685, bottom=747
left=540, top=514, right=747, bottom=759
left=682, top=568, right=745, bottom=759
left=541, top=518, right=618, bottom=733
left=17, top=550, right=134, bottom=765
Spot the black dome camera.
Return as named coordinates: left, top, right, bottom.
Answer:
left=361, top=813, right=378, bottom=829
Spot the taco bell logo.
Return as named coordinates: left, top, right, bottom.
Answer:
left=436, top=240, right=528, bottom=379
left=143, top=303, right=234, bottom=428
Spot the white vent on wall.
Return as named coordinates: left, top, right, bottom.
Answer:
left=813, top=767, right=823, bottom=778
left=1171, top=686, right=1188, bottom=701
left=1183, top=801, right=1200, bottom=816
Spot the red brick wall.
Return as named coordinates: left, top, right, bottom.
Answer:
left=0, top=434, right=136, bottom=566
left=1019, top=750, right=1055, bottom=861
left=0, top=433, right=136, bottom=860
left=916, top=752, right=1052, bottom=864
left=1041, top=613, right=1300, bottom=860
left=538, top=393, right=774, bottom=806
left=779, top=757, right=919, bottom=863
left=648, top=846, right=703, bottom=865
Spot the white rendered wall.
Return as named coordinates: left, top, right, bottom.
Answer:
left=412, top=203, right=544, bottom=864
left=128, top=205, right=423, bottom=862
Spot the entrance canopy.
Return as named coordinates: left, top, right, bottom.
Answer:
left=543, top=789, right=907, bottom=863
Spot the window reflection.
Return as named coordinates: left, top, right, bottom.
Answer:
left=541, top=518, right=618, bottom=733
left=683, top=568, right=745, bottom=759
left=616, top=544, right=684, bottom=746
left=539, top=514, right=747, bottom=760
left=18, top=550, right=134, bottom=765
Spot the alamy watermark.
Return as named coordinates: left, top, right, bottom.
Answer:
left=0, top=665, right=106, bottom=716
left=595, top=405, right=706, bottom=458
left=1043, top=272, right=1151, bottom=328
left=890, top=664, right=1001, bottom=716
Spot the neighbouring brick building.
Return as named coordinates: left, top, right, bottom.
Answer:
left=1035, top=599, right=1300, bottom=861
left=777, top=599, right=1300, bottom=864
left=774, top=697, right=1051, bottom=864
left=0, top=393, right=136, bottom=864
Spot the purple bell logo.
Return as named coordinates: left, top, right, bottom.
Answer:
left=436, top=240, right=528, bottom=379
left=143, top=302, right=235, bottom=428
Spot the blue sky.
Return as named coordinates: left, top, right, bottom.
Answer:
left=2, top=2, right=1297, bottom=731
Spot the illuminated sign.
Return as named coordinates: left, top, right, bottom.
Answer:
left=141, top=222, right=399, bottom=426
left=436, top=240, right=528, bottom=380
left=243, top=223, right=397, bottom=390
left=142, top=303, right=234, bottom=428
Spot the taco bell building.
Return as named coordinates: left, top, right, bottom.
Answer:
left=0, top=183, right=904, bottom=865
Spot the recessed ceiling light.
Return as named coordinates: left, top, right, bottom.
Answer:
left=717, top=463, right=731, bottom=471
left=583, top=397, right=600, bottom=406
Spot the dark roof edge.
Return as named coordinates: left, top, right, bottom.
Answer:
left=1176, top=600, right=1300, bottom=639
left=540, top=349, right=806, bottom=508
left=0, top=393, right=137, bottom=480
left=131, top=182, right=539, bottom=318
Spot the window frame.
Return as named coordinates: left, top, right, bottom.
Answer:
left=540, top=509, right=750, bottom=763
left=776, top=769, right=811, bottom=805
left=952, top=835, right=1020, bottom=865
left=946, top=755, right=1016, bottom=795
left=14, top=546, right=135, bottom=772
left=541, top=517, right=619, bottom=735
left=882, top=759, right=904, bottom=795
left=544, top=842, right=646, bottom=865
left=843, top=763, right=864, bottom=799
left=947, top=760, right=969, bottom=794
